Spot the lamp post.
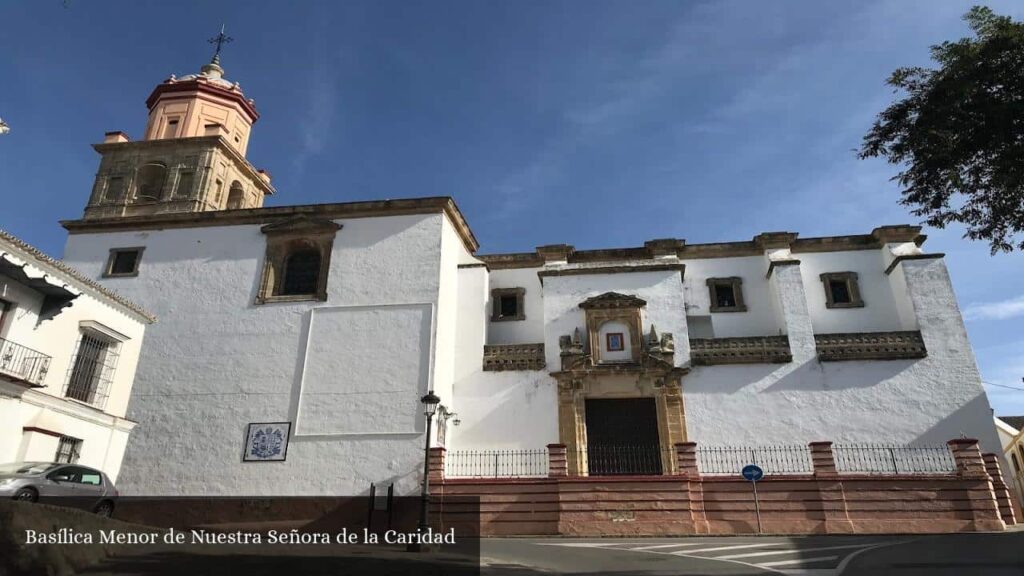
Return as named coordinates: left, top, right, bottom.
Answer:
left=409, top=389, right=440, bottom=552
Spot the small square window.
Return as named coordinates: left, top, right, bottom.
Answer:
left=606, top=332, right=625, bottom=352
left=820, top=272, right=864, bottom=309
left=706, top=277, right=747, bottom=312
left=499, top=295, right=519, bottom=318
left=714, top=284, right=736, bottom=308
left=491, top=288, right=526, bottom=321
left=103, top=248, right=144, bottom=278
left=829, top=279, right=851, bottom=304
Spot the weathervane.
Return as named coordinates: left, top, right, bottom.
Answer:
left=208, top=24, right=233, bottom=64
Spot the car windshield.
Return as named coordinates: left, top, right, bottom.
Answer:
left=0, top=462, right=60, bottom=475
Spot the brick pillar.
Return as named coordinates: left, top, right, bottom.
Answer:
left=948, top=438, right=988, bottom=478
left=428, top=447, right=446, bottom=483
left=809, top=441, right=837, bottom=476
left=674, top=442, right=699, bottom=476
left=809, top=441, right=853, bottom=533
left=948, top=439, right=1004, bottom=531
left=983, top=453, right=1017, bottom=525
left=547, top=444, right=568, bottom=477
left=674, top=442, right=707, bottom=533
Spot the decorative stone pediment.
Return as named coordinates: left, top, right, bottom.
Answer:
left=260, top=214, right=342, bottom=235
left=256, top=215, right=341, bottom=304
left=578, top=292, right=647, bottom=310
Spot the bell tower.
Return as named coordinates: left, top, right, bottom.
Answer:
left=82, top=27, right=275, bottom=220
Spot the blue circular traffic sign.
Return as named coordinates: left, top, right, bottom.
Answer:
left=742, top=464, right=764, bottom=482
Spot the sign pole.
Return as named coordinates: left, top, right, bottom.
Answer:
left=741, top=464, right=764, bottom=535
left=752, top=479, right=762, bottom=534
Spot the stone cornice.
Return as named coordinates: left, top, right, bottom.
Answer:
left=62, top=196, right=480, bottom=254
left=480, top=226, right=926, bottom=269
left=145, top=78, right=259, bottom=123
left=578, top=291, right=648, bottom=310
left=884, top=253, right=946, bottom=275
left=538, top=263, right=686, bottom=283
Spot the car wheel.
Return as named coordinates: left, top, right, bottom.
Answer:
left=94, top=500, right=114, bottom=518
left=13, top=488, right=37, bottom=502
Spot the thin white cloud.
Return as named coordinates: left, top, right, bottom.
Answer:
left=292, top=71, right=339, bottom=178
left=965, top=295, right=1024, bottom=321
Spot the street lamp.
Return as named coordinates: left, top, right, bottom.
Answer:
left=409, top=389, right=440, bottom=552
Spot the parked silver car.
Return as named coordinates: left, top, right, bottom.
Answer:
left=0, top=462, right=118, bottom=517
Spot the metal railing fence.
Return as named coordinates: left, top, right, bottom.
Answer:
left=444, top=449, right=548, bottom=478
left=697, top=445, right=814, bottom=476
left=833, top=444, right=956, bottom=475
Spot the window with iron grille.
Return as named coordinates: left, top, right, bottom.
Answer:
left=255, top=218, right=340, bottom=304
left=706, top=277, right=747, bottom=312
left=55, top=436, right=82, bottom=464
left=64, top=332, right=119, bottom=409
left=281, top=249, right=321, bottom=295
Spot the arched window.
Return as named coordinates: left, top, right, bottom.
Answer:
left=135, top=163, right=167, bottom=202
left=102, top=177, right=125, bottom=203
left=255, top=216, right=341, bottom=304
left=281, top=248, right=321, bottom=296
left=226, top=181, right=245, bottom=209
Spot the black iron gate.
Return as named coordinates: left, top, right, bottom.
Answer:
left=584, top=398, right=662, bottom=475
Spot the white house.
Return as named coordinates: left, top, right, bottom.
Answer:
left=55, top=53, right=1001, bottom=496
left=0, top=230, right=154, bottom=481
left=995, top=416, right=1024, bottom=505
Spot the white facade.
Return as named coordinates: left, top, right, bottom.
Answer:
left=0, top=231, right=152, bottom=481
left=49, top=61, right=1001, bottom=495
left=62, top=211, right=474, bottom=495
left=57, top=211, right=1003, bottom=496
left=995, top=417, right=1024, bottom=504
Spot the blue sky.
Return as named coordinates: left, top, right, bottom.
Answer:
left=2, top=1, right=1022, bottom=415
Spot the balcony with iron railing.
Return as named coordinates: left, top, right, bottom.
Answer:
left=0, top=336, right=51, bottom=387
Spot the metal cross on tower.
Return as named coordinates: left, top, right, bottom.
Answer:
left=208, top=25, right=233, bottom=63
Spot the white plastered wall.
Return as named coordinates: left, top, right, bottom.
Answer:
left=684, top=255, right=1000, bottom=455
left=486, top=267, right=545, bottom=345
left=61, top=212, right=451, bottom=496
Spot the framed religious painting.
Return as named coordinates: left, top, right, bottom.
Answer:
left=243, top=422, right=291, bottom=462
left=606, top=332, right=625, bottom=352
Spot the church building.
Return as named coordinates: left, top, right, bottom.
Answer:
left=57, top=48, right=1001, bottom=496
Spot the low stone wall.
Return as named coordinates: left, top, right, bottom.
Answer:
left=432, top=438, right=1014, bottom=536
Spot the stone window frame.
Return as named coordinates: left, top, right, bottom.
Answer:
left=579, top=292, right=646, bottom=364
left=820, top=271, right=865, bottom=309
left=706, top=277, right=747, bottom=313
left=103, top=247, right=145, bottom=278
left=491, top=287, right=526, bottom=322
left=255, top=216, right=342, bottom=305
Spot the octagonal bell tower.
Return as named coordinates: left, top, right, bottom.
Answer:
left=82, top=28, right=275, bottom=220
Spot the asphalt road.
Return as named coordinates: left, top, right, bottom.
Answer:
left=479, top=532, right=1024, bottom=575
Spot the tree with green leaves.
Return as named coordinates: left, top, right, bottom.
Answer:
left=860, top=6, right=1024, bottom=253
